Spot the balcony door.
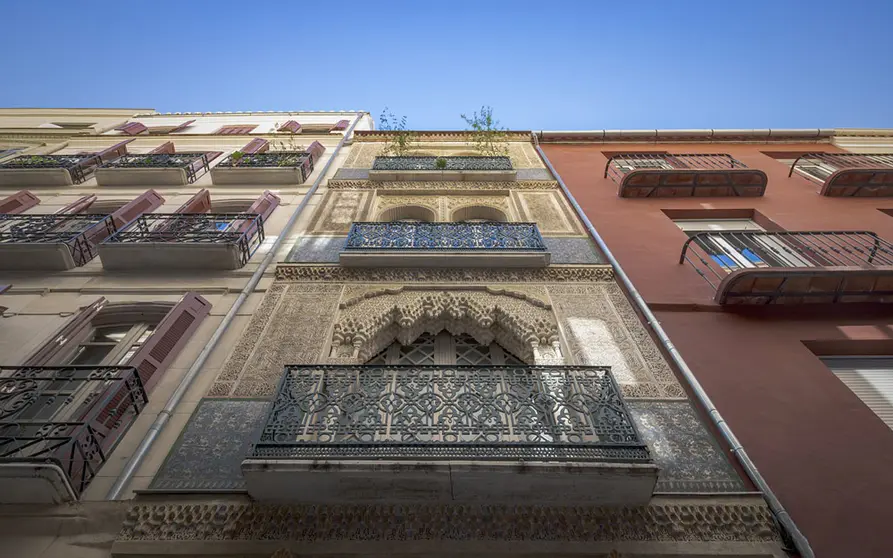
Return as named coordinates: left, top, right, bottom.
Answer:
left=366, top=331, right=525, bottom=366
left=676, top=219, right=813, bottom=271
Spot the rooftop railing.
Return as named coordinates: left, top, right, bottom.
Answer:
left=372, top=156, right=514, bottom=171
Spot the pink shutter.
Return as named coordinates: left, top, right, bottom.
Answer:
left=305, top=141, right=326, bottom=163
left=167, top=119, right=195, bottom=134
left=115, top=122, right=148, bottom=135
left=149, top=141, right=176, bottom=154
left=241, top=138, right=269, bottom=154
left=23, top=298, right=107, bottom=366
left=175, top=189, right=211, bottom=213
left=247, top=190, right=281, bottom=222
left=204, top=151, right=223, bottom=163
left=91, top=138, right=134, bottom=165
left=86, top=189, right=165, bottom=245
left=278, top=120, right=301, bottom=133
left=330, top=120, right=349, bottom=131
left=0, top=190, right=40, bottom=214
left=125, top=292, right=211, bottom=392
left=55, top=194, right=97, bottom=214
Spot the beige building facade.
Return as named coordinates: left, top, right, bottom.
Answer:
left=0, top=111, right=785, bottom=557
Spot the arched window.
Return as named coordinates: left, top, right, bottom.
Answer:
left=451, top=205, right=508, bottom=223
left=366, top=331, right=524, bottom=366
left=378, top=205, right=437, bottom=223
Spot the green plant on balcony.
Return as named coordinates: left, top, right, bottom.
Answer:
left=379, top=107, right=417, bottom=156
left=435, top=157, right=447, bottom=169
left=461, top=105, right=509, bottom=157
left=230, top=150, right=245, bottom=167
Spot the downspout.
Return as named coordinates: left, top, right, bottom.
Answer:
left=106, top=112, right=366, bottom=500
left=533, top=134, right=814, bottom=558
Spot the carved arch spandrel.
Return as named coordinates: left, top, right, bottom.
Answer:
left=329, top=286, right=563, bottom=365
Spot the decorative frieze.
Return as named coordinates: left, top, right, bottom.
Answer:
left=327, top=180, right=558, bottom=190
left=275, top=264, right=614, bottom=283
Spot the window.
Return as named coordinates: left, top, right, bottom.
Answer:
left=366, top=331, right=525, bottom=366
left=821, top=357, right=893, bottom=430
left=67, top=323, right=155, bottom=366
left=214, top=125, right=257, bottom=135
left=378, top=205, right=437, bottom=223
left=675, top=219, right=813, bottom=271
left=612, top=154, right=673, bottom=173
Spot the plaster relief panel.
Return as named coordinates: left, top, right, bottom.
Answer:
left=515, top=191, right=583, bottom=236
left=548, top=284, right=684, bottom=399
left=373, top=194, right=514, bottom=222
left=308, top=190, right=372, bottom=234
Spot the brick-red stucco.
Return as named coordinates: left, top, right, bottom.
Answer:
left=543, top=143, right=893, bottom=558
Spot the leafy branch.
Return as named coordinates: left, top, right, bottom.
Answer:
left=378, top=107, right=417, bottom=156
left=460, top=105, right=508, bottom=156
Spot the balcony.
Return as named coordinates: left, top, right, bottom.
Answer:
left=0, top=214, right=116, bottom=270
left=0, top=366, right=148, bottom=503
left=95, top=153, right=212, bottom=186
left=340, top=221, right=550, bottom=267
left=0, top=154, right=103, bottom=186
left=242, top=365, right=655, bottom=505
left=605, top=153, right=767, bottom=198
left=790, top=153, right=893, bottom=197
left=680, top=230, right=893, bottom=304
left=370, top=156, right=516, bottom=182
left=98, top=213, right=265, bottom=270
left=211, top=151, right=315, bottom=185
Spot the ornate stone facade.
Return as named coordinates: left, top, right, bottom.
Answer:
left=328, top=179, right=559, bottom=190
left=275, top=264, right=614, bottom=282
left=341, top=140, right=544, bottom=170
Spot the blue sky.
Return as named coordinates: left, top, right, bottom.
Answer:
left=1, top=0, right=892, bottom=130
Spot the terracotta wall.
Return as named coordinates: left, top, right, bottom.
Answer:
left=543, top=142, right=893, bottom=558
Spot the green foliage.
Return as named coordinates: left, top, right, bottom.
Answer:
left=435, top=157, right=448, bottom=169
left=460, top=105, right=509, bottom=156
left=379, top=107, right=417, bottom=156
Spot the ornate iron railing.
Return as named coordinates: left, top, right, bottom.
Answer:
left=216, top=151, right=315, bottom=182
left=680, top=230, right=893, bottom=288
left=789, top=152, right=893, bottom=180
left=345, top=222, right=546, bottom=251
left=104, top=213, right=265, bottom=266
left=0, top=214, right=116, bottom=266
left=0, top=154, right=102, bottom=184
left=0, top=366, right=148, bottom=498
left=373, top=156, right=514, bottom=171
left=252, top=365, right=650, bottom=463
left=605, top=153, right=748, bottom=179
left=98, top=153, right=212, bottom=184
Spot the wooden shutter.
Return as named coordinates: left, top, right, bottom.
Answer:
left=85, top=189, right=165, bottom=246
left=55, top=194, right=96, bottom=214
left=216, top=125, right=256, bottom=135
left=247, top=190, right=281, bottom=222
left=175, top=189, right=211, bottom=213
left=823, top=357, right=893, bottom=430
left=330, top=120, right=349, bottom=131
left=149, top=141, right=176, bottom=154
left=115, top=122, right=148, bottom=135
left=278, top=120, right=301, bottom=133
left=0, top=190, right=40, bottom=214
left=241, top=138, right=269, bottom=154
left=305, top=141, right=326, bottom=163
left=125, top=292, right=211, bottom=392
left=166, top=119, right=195, bottom=134
left=23, top=298, right=107, bottom=366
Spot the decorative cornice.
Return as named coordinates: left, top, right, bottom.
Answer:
left=537, top=129, right=835, bottom=144
left=355, top=130, right=532, bottom=142
left=327, top=179, right=558, bottom=190
left=275, top=264, right=614, bottom=283
left=117, top=500, right=780, bottom=543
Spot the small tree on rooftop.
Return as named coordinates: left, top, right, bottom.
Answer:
left=461, top=105, right=509, bottom=157
left=379, top=107, right=417, bottom=156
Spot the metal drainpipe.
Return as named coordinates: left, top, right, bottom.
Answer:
left=533, top=135, right=814, bottom=558
left=106, top=112, right=367, bottom=500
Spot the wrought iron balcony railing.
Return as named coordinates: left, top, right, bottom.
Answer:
left=0, top=366, right=148, bottom=498
left=215, top=151, right=315, bottom=182
left=345, top=221, right=546, bottom=251
left=680, top=230, right=893, bottom=304
left=0, top=154, right=101, bottom=184
left=372, top=156, right=514, bottom=171
left=0, top=214, right=116, bottom=266
left=252, top=365, right=650, bottom=463
left=98, top=153, right=212, bottom=184
left=102, top=213, right=265, bottom=267
left=604, top=153, right=767, bottom=197
left=789, top=153, right=893, bottom=196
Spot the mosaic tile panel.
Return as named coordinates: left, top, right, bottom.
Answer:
left=149, top=399, right=269, bottom=491
left=628, top=401, right=746, bottom=493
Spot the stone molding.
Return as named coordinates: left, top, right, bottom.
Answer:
left=354, top=130, right=533, bottom=142
left=115, top=499, right=780, bottom=543
left=274, top=264, right=614, bottom=283
left=327, top=179, right=558, bottom=190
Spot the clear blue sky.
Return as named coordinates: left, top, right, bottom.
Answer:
left=1, top=0, right=892, bottom=130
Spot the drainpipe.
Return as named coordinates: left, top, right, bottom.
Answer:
left=533, top=135, right=814, bottom=558
left=106, top=112, right=367, bottom=500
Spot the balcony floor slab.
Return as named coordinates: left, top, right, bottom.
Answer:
left=99, top=243, right=246, bottom=271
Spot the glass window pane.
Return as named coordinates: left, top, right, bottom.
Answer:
left=69, top=344, right=114, bottom=365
